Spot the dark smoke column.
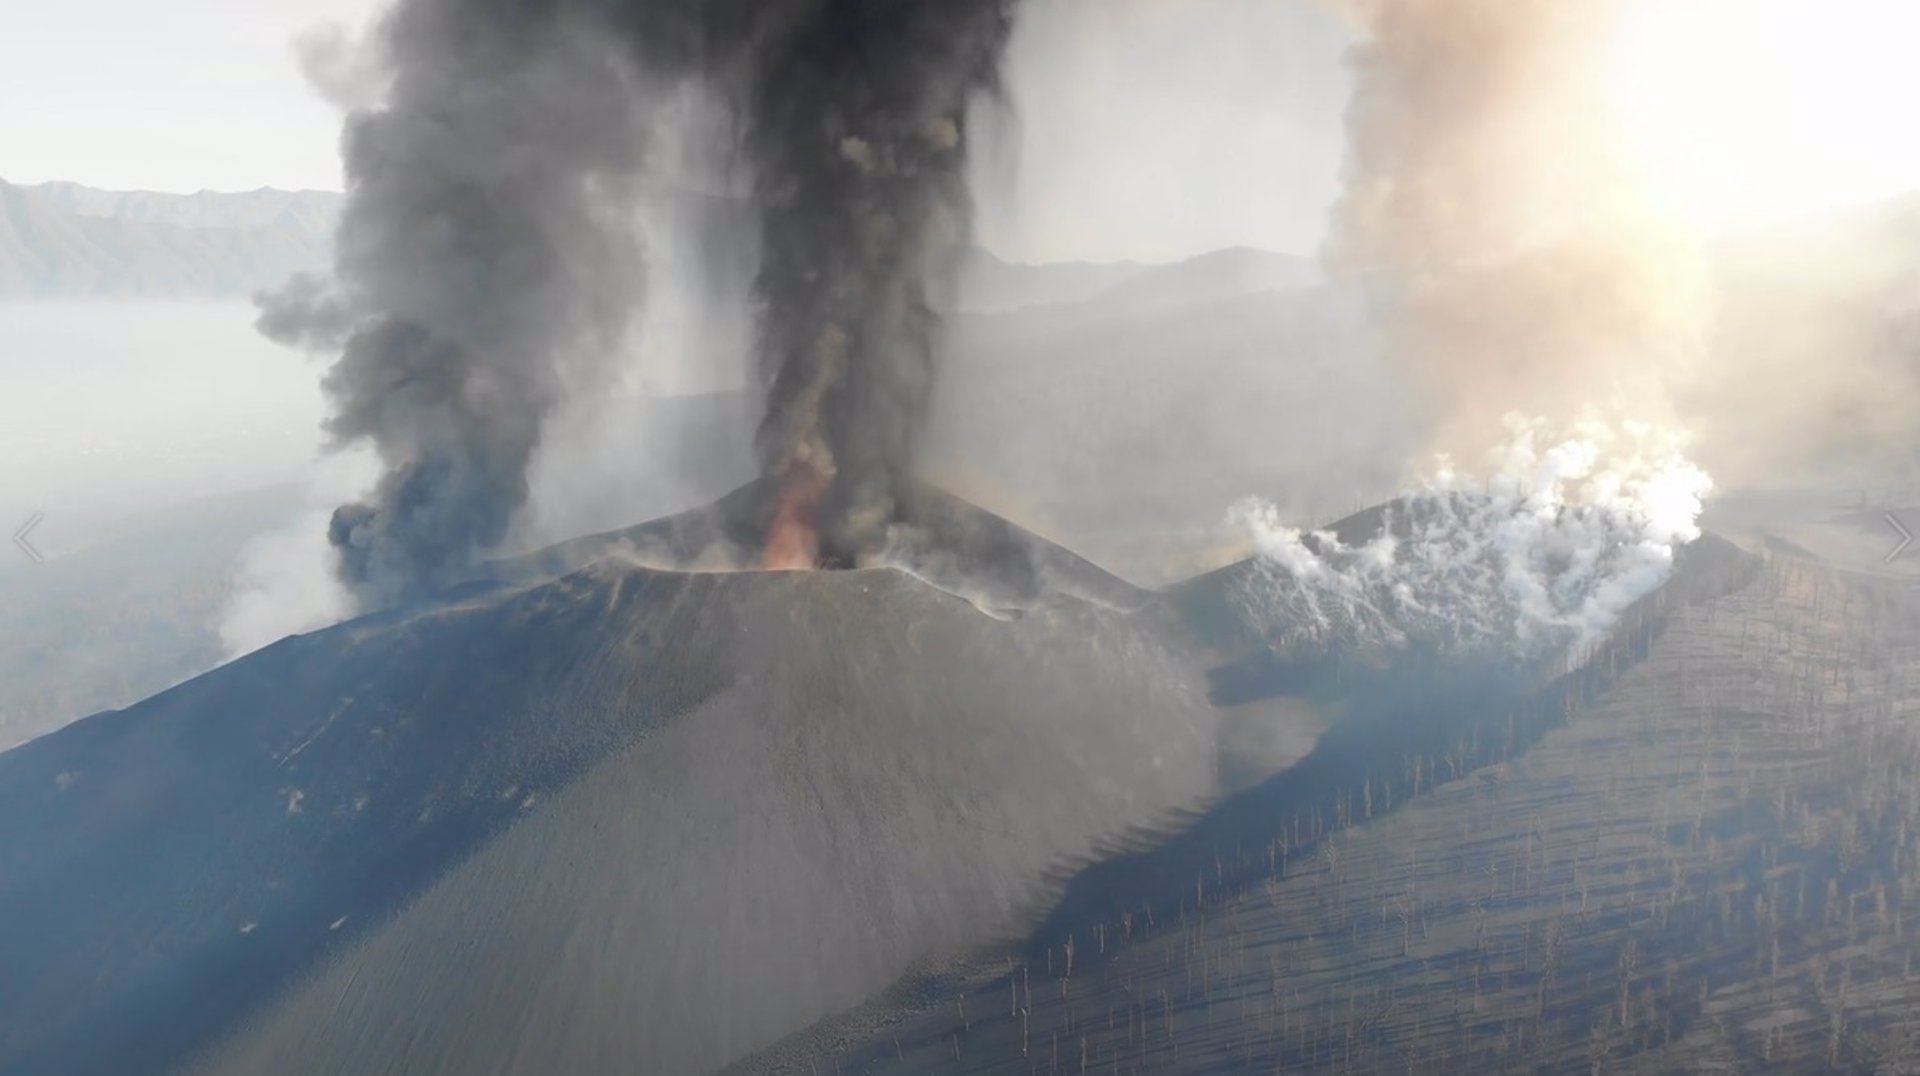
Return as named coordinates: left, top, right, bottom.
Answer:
left=268, top=0, right=1021, bottom=600
left=262, top=0, right=654, bottom=605
left=734, top=1, right=1019, bottom=569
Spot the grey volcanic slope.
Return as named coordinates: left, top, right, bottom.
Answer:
left=752, top=551, right=1920, bottom=1075
left=1165, top=504, right=1389, bottom=653
left=505, top=477, right=1151, bottom=614
left=0, top=516, right=1225, bottom=1074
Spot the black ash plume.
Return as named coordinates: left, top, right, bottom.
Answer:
left=259, top=0, right=655, bottom=604
left=726, top=1, right=1019, bottom=568
left=262, top=0, right=1020, bottom=601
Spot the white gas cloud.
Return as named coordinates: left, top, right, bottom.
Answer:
left=1230, top=415, right=1711, bottom=665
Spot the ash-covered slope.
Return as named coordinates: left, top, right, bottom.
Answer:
left=0, top=498, right=1223, bottom=1076
left=1166, top=501, right=1396, bottom=659
left=761, top=546, right=1920, bottom=1076
left=506, top=476, right=1150, bottom=615
left=197, top=565, right=1213, bottom=1076
left=0, top=483, right=1746, bottom=1075
left=1167, top=492, right=1746, bottom=705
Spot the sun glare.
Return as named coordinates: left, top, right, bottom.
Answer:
left=1613, top=0, right=1920, bottom=225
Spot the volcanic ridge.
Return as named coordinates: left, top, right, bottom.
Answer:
left=0, top=488, right=1757, bottom=1074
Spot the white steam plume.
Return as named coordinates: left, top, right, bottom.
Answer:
left=1230, top=415, right=1711, bottom=664
left=1253, top=1, right=1718, bottom=660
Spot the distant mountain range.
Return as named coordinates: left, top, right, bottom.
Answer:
left=0, top=181, right=340, bottom=297
left=21, top=181, right=341, bottom=234
left=0, top=179, right=1326, bottom=310
left=952, top=244, right=1319, bottom=316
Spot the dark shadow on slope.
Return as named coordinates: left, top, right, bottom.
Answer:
left=0, top=569, right=742, bottom=1076
left=1022, top=533, right=1762, bottom=963
left=729, top=532, right=1764, bottom=1076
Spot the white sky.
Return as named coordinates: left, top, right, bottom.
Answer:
left=0, top=0, right=384, bottom=193
left=1614, top=0, right=1920, bottom=226
left=974, top=0, right=1355, bottom=264
left=11, top=0, right=1920, bottom=262
left=0, top=0, right=1356, bottom=264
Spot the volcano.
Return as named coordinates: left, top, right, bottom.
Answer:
left=0, top=487, right=1748, bottom=1075
left=0, top=489, right=1238, bottom=1075
left=497, top=476, right=1151, bottom=617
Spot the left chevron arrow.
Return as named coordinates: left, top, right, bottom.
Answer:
left=12, top=512, right=44, bottom=564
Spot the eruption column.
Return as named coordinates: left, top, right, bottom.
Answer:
left=264, top=0, right=1022, bottom=599
left=735, top=1, right=1019, bottom=569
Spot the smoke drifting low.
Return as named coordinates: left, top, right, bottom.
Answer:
left=1329, top=0, right=1701, bottom=463
left=1248, top=0, right=1719, bottom=658
left=264, top=0, right=1019, bottom=605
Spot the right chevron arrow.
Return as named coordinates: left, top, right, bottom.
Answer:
left=1887, top=513, right=1914, bottom=563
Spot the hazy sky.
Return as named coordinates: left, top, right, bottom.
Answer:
left=11, top=0, right=1920, bottom=263
left=974, top=0, right=1356, bottom=263
left=0, top=0, right=384, bottom=193
left=1, top=0, right=1356, bottom=264
left=1614, top=0, right=1920, bottom=225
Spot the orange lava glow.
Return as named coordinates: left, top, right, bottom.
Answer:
left=758, top=463, right=829, bottom=571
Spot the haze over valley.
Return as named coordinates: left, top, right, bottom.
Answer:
left=5, top=3, right=1920, bottom=1071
